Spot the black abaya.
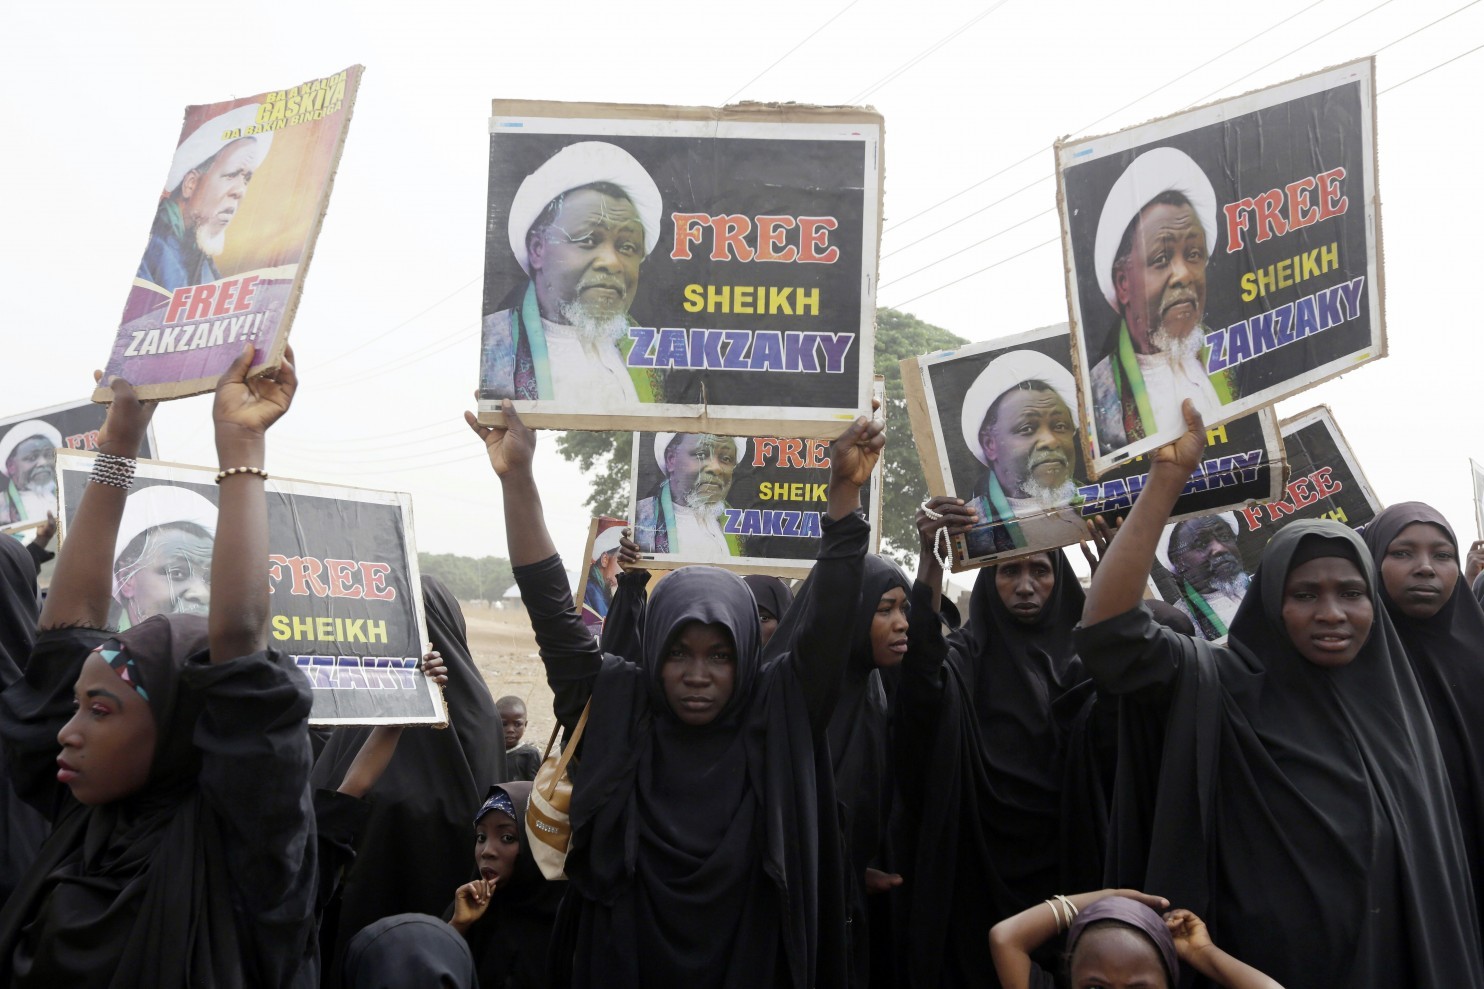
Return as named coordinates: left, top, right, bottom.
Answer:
left=0, top=536, right=45, bottom=907
left=311, top=576, right=508, bottom=981
left=516, top=511, right=868, bottom=989
left=1362, top=502, right=1484, bottom=952
left=1079, top=520, right=1484, bottom=986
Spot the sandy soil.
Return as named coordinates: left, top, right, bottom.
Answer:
left=460, top=601, right=560, bottom=752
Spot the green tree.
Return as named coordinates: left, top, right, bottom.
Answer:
left=418, top=552, right=515, bottom=602
left=552, top=307, right=966, bottom=566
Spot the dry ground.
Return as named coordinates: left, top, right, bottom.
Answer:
left=461, top=601, right=559, bottom=751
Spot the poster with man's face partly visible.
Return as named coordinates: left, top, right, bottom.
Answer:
left=1056, top=58, right=1382, bottom=475
left=901, top=323, right=1284, bottom=572
left=477, top=100, right=881, bottom=437
left=55, top=453, right=444, bottom=726
left=98, top=66, right=363, bottom=403
left=1151, top=405, right=1381, bottom=642
left=578, top=516, right=628, bottom=635
left=0, top=400, right=158, bottom=535
left=629, top=428, right=882, bottom=577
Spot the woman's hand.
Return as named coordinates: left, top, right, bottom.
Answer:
left=213, top=342, right=297, bottom=443
left=449, top=878, right=495, bottom=933
left=464, top=399, right=536, bottom=478
left=421, top=649, right=448, bottom=687
left=1078, top=514, right=1122, bottom=574
left=1165, top=908, right=1214, bottom=960
left=618, top=529, right=642, bottom=568
left=1149, top=399, right=1206, bottom=478
left=93, top=371, right=156, bottom=458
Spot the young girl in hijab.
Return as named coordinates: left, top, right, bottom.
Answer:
left=1362, top=502, right=1484, bottom=949
left=743, top=573, right=795, bottom=647
left=464, top=399, right=883, bottom=989
left=443, top=780, right=565, bottom=988
left=0, top=344, right=319, bottom=987
left=989, top=889, right=1283, bottom=989
left=1078, top=401, right=1484, bottom=986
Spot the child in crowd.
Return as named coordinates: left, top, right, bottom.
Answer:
left=497, top=695, right=541, bottom=781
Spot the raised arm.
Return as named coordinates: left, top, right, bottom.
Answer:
left=464, top=399, right=555, bottom=567
left=38, top=376, right=155, bottom=631
left=790, top=415, right=884, bottom=730
left=209, top=342, right=297, bottom=664
left=1165, top=909, right=1286, bottom=989
left=598, top=544, right=650, bottom=661
left=1083, top=400, right=1205, bottom=628
left=988, top=889, right=1171, bottom=989
left=915, top=495, right=978, bottom=614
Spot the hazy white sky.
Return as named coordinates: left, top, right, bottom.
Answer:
left=2, top=0, right=1479, bottom=568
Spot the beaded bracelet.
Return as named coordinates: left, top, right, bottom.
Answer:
left=215, top=466, right=269, bottom=484
left=89, top=453, right=136, bottom=490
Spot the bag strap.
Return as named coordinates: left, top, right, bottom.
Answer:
left=538, top=701, right=592, bottom=800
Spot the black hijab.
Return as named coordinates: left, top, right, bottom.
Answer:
left=446, top=780, right=565, bottom=988
left=1363, top=502, right=1484, bottom=945
left=0, top=536, right=38, bottom=685
left=1104, top=520, right=1483, bottom=985
left=312, top=576, right=508, bottom=975
left=563, top=564, right=835, bottom=988
left=344, top=913, right=476, bottom=989
left=743, top=574, right=794, bottom=621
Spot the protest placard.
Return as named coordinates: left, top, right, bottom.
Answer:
left=577, top=515, right=628, bottom=634
left=1056, top=58, right=1382, bottom=475
left=55, top=452, right=443, bottom=726
left=901, top=323, right=1283, bottom=571
left=0, top=400, right=158, bottom=534
left=1471, top=459, right=1484, bottom=540
left=1151, top=405, right=1380, bottom=641
left=628, top=424, right=883, bottom=578
left=98, top=66, right=363, bottom=403
left=477, top=99, right=882, bottom=437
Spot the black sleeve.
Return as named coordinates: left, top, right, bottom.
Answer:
left=893, top=579, right=950, bottom=809
left=598, top=568, right=650, bottom=661
left=184, top=649, right=317, bottom=980
left=0, top=626, right=109, bottom=819
left=1074, top=604, right=1184, bottom=703
left=515, top=554, right=602, bottom=737
left=782, top=511, right=870, bottom=731
left=25, top=543, right=54, bottom=569
left=312, top=787, right=372, bottom=920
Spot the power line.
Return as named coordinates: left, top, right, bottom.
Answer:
left=882, top=173, right=1049, bottom=260
left=885, top=235, right=1059, bottom=309
left=320, top=320, right=479, bottom=391
left=1372, top=0, right=1482, bottom=54
left=314, top=274, right=480, bottom=370
left=1381, top=39, right=1484, bottom=91
left=846, top=1, right=1015, bottom=104
left=880, top=206, right=1053, bottom=288
left=721, top=0, right=861, bottom=103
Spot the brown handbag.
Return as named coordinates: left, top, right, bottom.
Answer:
left=524, top=701, right=591, bottom=881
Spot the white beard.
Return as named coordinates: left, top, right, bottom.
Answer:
left=683, top=489, right=727, bottom=514
left=194, top=223, right=227, bottom=258
left=1204, top=572, right=1251, bottom=599
left=558, top=301, right=627, bottom=349
left=1148, top=322, right=1206, bottom=367
left=1020, top=476, right=1078, bottom=510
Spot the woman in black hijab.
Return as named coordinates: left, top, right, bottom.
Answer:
left=311, top=574, right=509, bottom=981
left=893, top=500, right=1111, bottom=988
left=1362, top=501, right=1484, bottom=949
left=343, top=913, right=476, bottom=989
left=744, top=573, right=795, bottom=647
left=467, top=401, right=882, bottom=989
left=0, top=347, right=320, bottom=987
left=1077, top=402, right=1484, bottom=986
left=0, top=535, right=48, bottom=908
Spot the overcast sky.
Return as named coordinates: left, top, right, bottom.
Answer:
left=2, top=0, right=1479, bottom=572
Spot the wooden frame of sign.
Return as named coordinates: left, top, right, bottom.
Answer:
left=1472, top=459, right=1484, bottom=540
left=54, top=450, right=445, bottom=727
left=1055, top=57, right=1384, bottom=476
left=476, top=99, right=883, bottom=438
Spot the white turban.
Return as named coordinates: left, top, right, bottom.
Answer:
left=959, top=351, right=1079, bottom=466
left=507, top=141, right=662, bottom=274
left=112, top=485, right=219, bottom=593
left=591, top=525, right=624, bottom=560
left=0, top=420, right=62, bottom=469
left=165, top=103, right=274, bottom=194
left=1093, top=146, right=1217, bottom=313
left=1157, top=511, right=1241, bottom=573
left=653, top=433, right=747, bottom=471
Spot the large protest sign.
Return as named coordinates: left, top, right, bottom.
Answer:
left=577, top=515, right=627, bottom=635
left=98, top=66, right=363, bottom=403
left=902, top=323, right=1283, bottom=571
left=1472, top=459, right=1484, bottom=539
left=628, top=425, right=883, bottom=578
left=0, top=400, right=158, bottom=535
left=1056, top=58, right=1382, bottom=475
left=1151, top=405, right=1380, bottom=641
left=55, top=452, right=443, bottom=726
left=477, top=100, right=881, bottom=437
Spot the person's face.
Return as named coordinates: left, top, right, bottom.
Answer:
left=1069, top=926, right=1171, bottom=989
left=1114, top=201, right=1208, bottom=350
left=995, top=553, right=1056, bottom=624
left=1281, top=556, right=1374, bottom=668
left=117, top=526, right=214, bottom=624
left=180, top=139, right=259, bottom=240
left=597, top=549, right=621, bottom=584
left=757, top=607, right=780, bottom=648
left=56, top=651, right=158, bottom=805
left=660, top=620, right=737, bottom=727
left=665, top=434, right=737, bottom=506
left=1380, top=522, right=1459, bottom=620
left=473, top=809, right=521, bottom=887
left=528, top=188, right=643, bottom=323
left=1170, top=521, right=1244, bottom=591
left=870, top=587, right=910, bottom=668
left=499, top=706, right=527, bottom=749
left=980, top=388, right=1077, bottom=500
left=6, top=436, right=56, bottom=492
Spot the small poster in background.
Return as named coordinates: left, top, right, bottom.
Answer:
left=577, top=516, right=628, bottom=635
left=99, top=66, right=363, bottom=402
left=55, top=452, right=443, bottom=726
